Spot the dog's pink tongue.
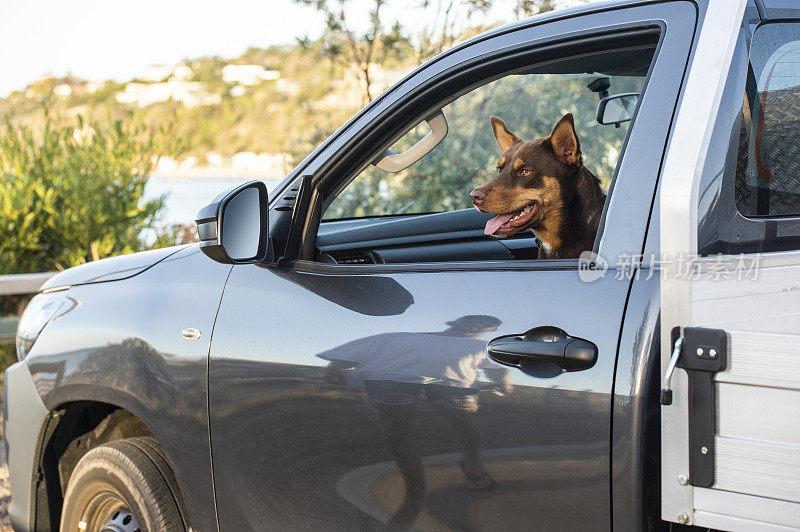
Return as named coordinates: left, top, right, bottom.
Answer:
left=484, top=213, right=516, bottom=235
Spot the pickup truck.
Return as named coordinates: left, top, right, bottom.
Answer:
left=6, top=0, right=800, bottom=530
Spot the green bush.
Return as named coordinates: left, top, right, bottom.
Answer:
left=0, top=110, right=169, bottom=275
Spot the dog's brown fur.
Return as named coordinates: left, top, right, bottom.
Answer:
left=471, top=113, right=606, bottom=259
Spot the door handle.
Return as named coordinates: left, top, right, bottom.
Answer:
left=487, top=326, right=598, bottom=372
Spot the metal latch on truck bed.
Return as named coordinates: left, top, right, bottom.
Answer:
left=660, top=327, right=728, bottom=488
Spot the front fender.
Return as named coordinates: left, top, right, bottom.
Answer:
left=19, top=245, right=231, bottom=531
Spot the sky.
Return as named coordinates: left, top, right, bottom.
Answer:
left=0, top=0, right=541, bottom=97
left=0, top=0, right=330, bottom=96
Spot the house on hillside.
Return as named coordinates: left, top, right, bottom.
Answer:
left=53, top=84, right=73, bottom=98
left=143, top=65, right=172, bottom=83
left=222, top=65, right=280, bottom=86
left=143, top=64, right=194, bottom=83
left=115, top=81, right=221, bottom=108
left=339, top=64, right=408, bottom=94
left=173, top=64, right=193, bottom=80
left=85, top=82, right=105, bottom=94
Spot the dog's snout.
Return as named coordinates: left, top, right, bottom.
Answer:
left=470, top=188, right=487, bottom=205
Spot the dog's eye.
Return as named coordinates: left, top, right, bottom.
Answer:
left=519, top=168, right=531, bottom=176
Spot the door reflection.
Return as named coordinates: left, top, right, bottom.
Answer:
left=317, top=315, right=508, bottom=529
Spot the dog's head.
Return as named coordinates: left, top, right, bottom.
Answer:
left=471, top=113, right=582, bottom=238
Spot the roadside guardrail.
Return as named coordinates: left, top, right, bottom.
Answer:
left=0, top=272, right=57, bottom=345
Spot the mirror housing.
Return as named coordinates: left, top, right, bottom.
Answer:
left=596, top=93, right=639, bottom=126
left=195, top=180, right=271, bottom=264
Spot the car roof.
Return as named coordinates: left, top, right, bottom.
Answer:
left=441, top=0, right=706, bottom=64
left=467, top=0, right=696, bottom=42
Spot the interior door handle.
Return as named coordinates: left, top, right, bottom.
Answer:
left=487, top=326, right=598, bottom=372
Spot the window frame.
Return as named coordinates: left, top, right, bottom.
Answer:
left=316, top=28, right=662, bottom=213
left=268, top=2, right=698, bottom=272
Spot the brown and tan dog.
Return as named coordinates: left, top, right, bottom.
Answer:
left=470, top=113, right=606, bottom=259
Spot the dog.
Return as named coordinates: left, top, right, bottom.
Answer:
left=470, top=113, right=606, bottom=259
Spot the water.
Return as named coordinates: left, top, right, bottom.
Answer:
left=144, top=176, right=284, bottom=228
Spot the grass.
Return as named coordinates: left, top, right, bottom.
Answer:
left=0, top=345, right=14, bottom=372
left=0, top=345, right=14, bottom=407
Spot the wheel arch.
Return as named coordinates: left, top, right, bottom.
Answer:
left=32, top=387, right=185, bottom=530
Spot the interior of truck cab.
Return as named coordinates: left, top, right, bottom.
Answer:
left=313, top=45, right=657, bottom=265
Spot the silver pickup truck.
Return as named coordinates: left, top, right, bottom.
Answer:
left=5, top=0, right=800, bottom=530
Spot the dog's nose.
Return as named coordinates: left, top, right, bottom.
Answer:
left=470, top=188, right=486, bottom=205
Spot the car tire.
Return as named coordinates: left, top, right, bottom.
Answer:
left=60, top=437, right=188, bottom=532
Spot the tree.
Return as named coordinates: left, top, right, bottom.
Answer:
left=415, top=0, right=493, bottom=63
left=0, top=109, right=171, bottom=275
left=297, top=0, right=565, bottom=96
left=513, top=0, right=557, bottom=17
left=296, top=0, right=410, bottom=104
left=415, top=0, right=560, bottom=63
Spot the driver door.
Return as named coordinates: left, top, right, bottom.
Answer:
left=207, top=4, right=696, bottom=530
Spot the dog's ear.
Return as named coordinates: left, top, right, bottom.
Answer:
left=490, top=116, right=521, bottom=153
left=549, top=113, right=581, bottom=167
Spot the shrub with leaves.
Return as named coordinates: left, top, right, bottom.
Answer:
left=0, top=110, right=169, bottom=275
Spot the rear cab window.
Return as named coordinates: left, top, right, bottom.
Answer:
left=736, top=22, right=800, bottom=217
left=698, top=19, right=800, bottom=255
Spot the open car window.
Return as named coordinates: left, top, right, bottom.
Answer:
left=325, top=72, right=645, bottom=220
left=316, top=42, right=657, bottom=264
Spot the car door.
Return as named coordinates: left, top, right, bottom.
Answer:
left=207, top=4, right=695, bottom=531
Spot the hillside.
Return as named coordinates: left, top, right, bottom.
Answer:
left=0, top=0, right=580, bottom=175
left=0, top=41, right=416, bottom=173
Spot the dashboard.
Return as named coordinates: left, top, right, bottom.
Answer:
left=316, top=208, right=539, bottom=264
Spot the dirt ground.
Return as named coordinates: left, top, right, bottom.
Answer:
left=0, top=359, right=12, bottom=529
left=0, top=463, right=9, bottom=531
left=0, top=411, right=13, bottom=531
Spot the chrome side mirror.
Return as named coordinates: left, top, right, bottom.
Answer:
left=596, top=93, right=639, bottom=126
left=195, top=180, right=271, bottom=264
